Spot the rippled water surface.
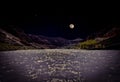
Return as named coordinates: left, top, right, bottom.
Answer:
left=0, top=49, right=120, bottom=82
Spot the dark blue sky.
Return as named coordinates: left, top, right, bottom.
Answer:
left=1, top=8, right=120, bottom=39
left=22, top=16, right=89, bottom=39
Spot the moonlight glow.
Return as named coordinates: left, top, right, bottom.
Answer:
left=69, top=24, right=74, bottom=29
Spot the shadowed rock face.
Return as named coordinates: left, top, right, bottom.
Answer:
left=0, top=49, right=120, bottom=82
left=0, top=28, right=24, bottom=45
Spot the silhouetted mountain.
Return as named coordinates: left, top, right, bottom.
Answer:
left=0, top=28, right=24, bottom=46
left=80, top=27, right=120, bottom=49
left=87, top=27, right=119, bottom=40
left=28, top=34, right=73, bottom=48
left=0, top=26, right=83, bottom=50
left=98, top=27, right=120, bottom=49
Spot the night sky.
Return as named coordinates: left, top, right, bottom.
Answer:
left=1, top=8, right=120, bottom=39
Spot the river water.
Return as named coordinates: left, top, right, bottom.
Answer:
left=0, top=49, right=120, bottom=82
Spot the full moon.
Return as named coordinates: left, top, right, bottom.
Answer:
left=69, top=24, right=74, bottom=29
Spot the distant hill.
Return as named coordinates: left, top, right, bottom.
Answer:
left=97, top=27, right=120, bottom=49
left=73, top=27, right=120, bottom=49
left=1, top=25, right=119, bottom=50
left=0, top=26, right=83, bottom=50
